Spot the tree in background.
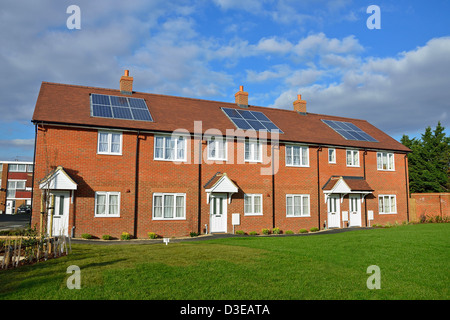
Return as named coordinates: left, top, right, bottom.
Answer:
left=401, top=122, right=450, bottom=193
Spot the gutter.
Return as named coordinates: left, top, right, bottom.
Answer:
left=134, top=131, right=140, bottom=238
left=317, top=145, right=322, bottom=229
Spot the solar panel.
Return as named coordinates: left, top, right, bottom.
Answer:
left=221, top=107, right=283, bottom=133
left=90, top=93, right=153, bottom=122
left=322, top=119, right=378, bottom=142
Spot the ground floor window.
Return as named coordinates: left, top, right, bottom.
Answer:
left=378, top=195, right=397, bottom=214
left=153, top=193, right=186, bottom=220
left=244, top=194, right=263, bottom=215
left=95, top=192, right=120, bottom=217
left=286, top=194, right=310, bottom=217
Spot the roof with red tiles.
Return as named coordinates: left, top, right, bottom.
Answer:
left=32, top=81, right=411, bottom=152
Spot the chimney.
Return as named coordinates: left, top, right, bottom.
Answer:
left=293, top=94, right=307, bottom=114
left=120, top=70, right=133, bottom=95
left=235, top=85, right=248, bottom=107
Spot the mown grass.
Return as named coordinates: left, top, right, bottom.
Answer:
left=0, top=223, right=448, bottom=300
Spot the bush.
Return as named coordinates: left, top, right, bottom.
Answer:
left=121, top=232, right=131, bottom=240
left=299, top=228, right=308, bottom=233
left=262, top=228, right=270, bottom=235
left=310, top=227, right=319, bottom=232
left=272, top=227, right=281, bottom=234
left=285, top=230, right=294, bottom=234
left=235, top=230, right=245, bottom=235
left=81, top=233, right=93, bottom=239
left=249, top=231, right=258, bottom=235
left=190, top=232, right=199, bottom=237
left=148, top=232, right=158, bottom=239
left=102, top=235, right=112, bottom=240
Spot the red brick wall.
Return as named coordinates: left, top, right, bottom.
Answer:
left=410, top=193, right=449, bottom=221
left=31, top=124, right=410, bottom=238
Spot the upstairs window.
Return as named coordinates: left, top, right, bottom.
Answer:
left=154, top=135, right=187, bottom=162
left=346, top=149, right=359, bottom=167
left=286, top=145, right=309, bottom=167
left=244, top=139, right=262, bottom=162
left=8, top=164, right=27, bottom=172
left=328, top=148, right=336, bottom=164
left=207, top=136, right=227, bottom=161
left=98, top=131, right=122, bottom=155
left=377, top=152, right=395, bottom=171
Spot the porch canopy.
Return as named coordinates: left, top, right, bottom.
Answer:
left=322, top=176, right=373, bottom=203
left=39, top=166, right=77, bottom=190
left=204, top=172, right=238, bottom=204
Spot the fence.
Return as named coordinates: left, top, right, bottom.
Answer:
left=409, top=193, right=450, bottom=222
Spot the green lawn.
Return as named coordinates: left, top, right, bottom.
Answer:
left=0, top=223, right=448, bottom=300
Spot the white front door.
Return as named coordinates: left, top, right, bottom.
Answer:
left=349, top=194, right=362, bottom=227
left=327, top=195, right=340, bottom=228
left=6, top=200, right=15, bottom=215
left=210, top=194, right=227, bottom=233
left=48, top=191, right=70, bottom=236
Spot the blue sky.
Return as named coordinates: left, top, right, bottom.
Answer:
left=1, top=0, right=449, bottom=161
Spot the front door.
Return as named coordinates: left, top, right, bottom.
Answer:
left=349, top=194, right=362, bottom=227
left=327, top=195, right=340, bottom=228
left=48, top=191, right=70, bottom=236
left=6, top=200, right=15, bottom=215
left=210, top=194, right=227, bottom=233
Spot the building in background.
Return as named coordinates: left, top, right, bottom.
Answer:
left=0, top=161, right=34, bottom=214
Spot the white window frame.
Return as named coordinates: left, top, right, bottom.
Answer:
left=97, top=131, right=123, bottom=155
left=286, top=194, right=310, bottom=217
left=207, top=136, right=227, bottom=161
left=378, top=195, right=397, bottom=214
left=154, top=135, right=187, bottom=162
left=346, top=149, right=359, bottom=167
left=244, top=194, right=263, bottom=216
left=285, top=144, right=309, bottom=167
left=244, top=139, right=262, bottom=163
left=152, top=193, right=186, bottom=220
left=6, top=180, right=26, bottom=199
left=377, top=152, right=395, bottom=171
left=94, top=192, right=121, bottom=217
left=8, top=164, right=27, bottom=172
left=328, top=148, right=336, bottom=164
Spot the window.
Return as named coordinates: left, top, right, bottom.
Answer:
left=95, top=192, right=120, bottom=217
left=244, top=194, right=263, bottom=215
left=346, top=149, right=359, bottom=167
left=98, top=131, right=122, bottom=155
left=244, top=139, right=262, bottom=162
left=207, top=136, right=227, bottom=161
left=328, top=148, right=336, bottom=164
left=27, top=164, right=34, bottom=173
left=286, top=145, right=309, bottom=167
left=153, top=193, right=186, bottom=220
left=8, top=164, right=27, bottom=172
left=286, top=194, right=310, bottom=217
left=154, top=135, right=186, bottom=161
left=6, top=180, right=26, bottom=198
left=377, top=152, right=395, bottom=171
left=379, top=195, right=397, bottom=214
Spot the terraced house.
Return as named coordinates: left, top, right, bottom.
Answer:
left=31, top=71, right=411, bottom=238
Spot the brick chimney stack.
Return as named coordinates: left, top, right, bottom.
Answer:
left=120, top=70, right=133, bottom=95
left=293, top=94, right=307, bottom=114
left=235, top=85, right=248, bottom=107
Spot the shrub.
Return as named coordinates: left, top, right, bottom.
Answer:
left=190, top=232, right=199, bottom=237
left=148, top=232, right=158, bottom=239
left=285, top=230, right=294, bottom=234
left=121, top=232, right=131, bottom=240
left=81, top=233, right=93, bottom=239
left=299, top=228, right=308, bottom=233
left=272, top=227, right=281, bottom=234
left=310, top=227, right=319, bottom=232
left=249, top=231, right=258, bottom=235
left=262, top=228, right=270, bottom=235
left=102, top=235, right=112, bottom=240
left=235, top=230, right=245, bottom=235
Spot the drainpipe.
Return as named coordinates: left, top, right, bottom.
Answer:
left=197, top=136, right=202, bottom=234
left=317, top=145, right=322, bottom=229
left=363, top=149, right=368, bottom=227
left=271, top=143, right=277, bottom=229
left=404, top=154, right=410, bottom=222
left=133, top=131, right=140, bottom=238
